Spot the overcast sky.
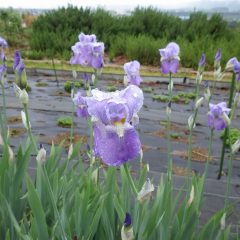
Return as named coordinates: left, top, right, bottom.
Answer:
left=0, top=0, right=232, bottom=10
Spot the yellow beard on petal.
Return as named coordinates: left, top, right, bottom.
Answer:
left=113, top=118, right=125, bottom=138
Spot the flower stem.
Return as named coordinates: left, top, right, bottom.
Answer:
left=0, top=81, right=7, bottom=139
left=87, top=118, right=94, bottom=165
left=167, top=73, right=173, bottom=181
left=224, top=152, right=234, bottom=210
left=123, top=163, right=138, bottom=197
left=70, top=86, right=75, bottom=145
left=204, top=128, right=214, bottom=176
left=51, top=57, right=59, bottom=87
left=186, top=71, right=202, bottom=187
left=217, top=72, right=236, bottom=180
left=23, top=104, right=38, bottom=153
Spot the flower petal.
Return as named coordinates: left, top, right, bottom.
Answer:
left=94, top=123, right=141, bottom=166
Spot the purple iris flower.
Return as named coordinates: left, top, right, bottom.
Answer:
left=225, top=57, right=239, bottom=72
left=159, top=42, right=180, bottom=74
left=78, top=33, right=96, bottom=43
left=225, top=57, right=240, bottom=80
left=0, top=36, right=8, bottom=48
left=13, top=51, right=25, bottom=76
left=13, top=50, right=21, bottom=70
left=124, top=60, right=142, bottom=86
left=81, top=85, right=143, bottom=166
left=208, top=102, right=231, bottom=130
left=72, top=91, right=89, bottom=117
left=198, top=53, right=206, bottom=68
left=83, top=72, right=89, bottom=83
left=215, top=48, right=222, bottom=62
left=70, top=33, right=104, bottom=69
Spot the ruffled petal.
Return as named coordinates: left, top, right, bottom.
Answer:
left=214, top=118, right=226, bottom=131
left=94, top=123, right=141, bottom=166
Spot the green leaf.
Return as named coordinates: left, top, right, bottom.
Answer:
left=26, top=175, right=49, bottom=239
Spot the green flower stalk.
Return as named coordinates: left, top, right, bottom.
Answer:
left=218, top=72, right=236, bottom=179
left=166, top=73, right=173, bottom=180
left=187, top=54, right=205, bottom=173
left=123, top=163, right=138, bottom=197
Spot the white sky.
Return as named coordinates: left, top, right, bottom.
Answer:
left=0, top=0, right=226, bottom=10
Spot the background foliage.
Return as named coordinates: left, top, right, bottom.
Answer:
left=1, top=6, right=240, bottom=68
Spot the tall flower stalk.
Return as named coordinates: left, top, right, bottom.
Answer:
left=0, top=37, right=8, bottom=139
left=187, top=54, right=205, bottom=173
left=159, top=42, right=180, bottom=180
left=166, top=73, right=173, bottom=180
left=218, top=72, right=236, bottom=179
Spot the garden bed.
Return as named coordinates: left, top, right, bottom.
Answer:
left=2, top=69, right=240, bottom=231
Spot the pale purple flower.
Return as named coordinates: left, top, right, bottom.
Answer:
left=78, top=33, right=96, bottom=43
left=225, top=57, right=239, bottom=72
left=73, top=92, right=89, bottom=117
left=124, top=60, right=142, bottom=86
left=215, top=48, right=222, bottom=62
left=225, top=57, right=240, bottom=80
left=159, top=42, right=180, bottom=74
left=84, top=85, right=143, bottom=166
left=91, top=42, right=104, bottom=69
left=198, top=53, right=206, bottom=68
left=208, top=102, right=231, bottom=130
left=0, top=36, right=8, bottom=48
left=93, top=123, right=141, bottom=166
left=70, top=33, right=104, bottom=69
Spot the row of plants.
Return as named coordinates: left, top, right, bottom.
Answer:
left=1, top=33, right=240, bottom=239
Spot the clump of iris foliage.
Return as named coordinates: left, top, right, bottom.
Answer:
left=57, top=116, right=73, bottom=128
left=152, top=91, right=196, bottom=104
left=0, top=33, right=240, bottom=240
left=64, top=80, right=84, bottom=93
left=221, top=128, right=240, bottom=148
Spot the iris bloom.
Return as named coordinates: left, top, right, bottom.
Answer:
left=198, top=53, right=206, bottom=68
left=70, top=33, right=104, bottom=69
left=215, top=48, right=222, bottom=63
left=13, top=50, right=27, bottom=88
left=13, top=50, right=25, bottom=76
left=74, top=85, right=143, bottom=166
left=72, top=92, right=89, bottom=117
left=0, top=36, right=8, bottom=48
left=208, top=102, right=231, bottom=130
left=159, top=42, right=180, bottom=74
left=225, top=57, right=240, bottom=80
left=124, top=60, right=142, bottom=86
